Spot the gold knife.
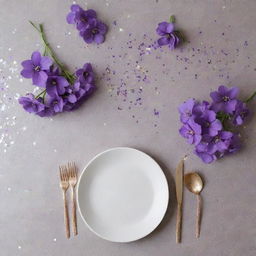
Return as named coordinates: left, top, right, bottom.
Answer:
left=175, top=159, right=184, bottom=243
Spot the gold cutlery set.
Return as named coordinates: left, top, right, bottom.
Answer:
left=175, top=159, right=204, bottom=243
left=59, top=162, right=78, bottom=238
left=59, top=159, right=204, bottom=242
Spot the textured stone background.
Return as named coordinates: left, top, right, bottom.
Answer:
left=0, top=0, right=256, bottom=255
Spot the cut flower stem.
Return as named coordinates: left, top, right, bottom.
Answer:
left=245, top=91, right=256, bottom=103
left=29, top=21, right=75, bottom=84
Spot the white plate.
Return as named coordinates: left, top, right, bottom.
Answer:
left=77, top=147, right=169, bottom=242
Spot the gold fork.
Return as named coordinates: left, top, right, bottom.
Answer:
left=59, top=165, right=70, bottom=238
left=68, top=162, right=78, bottom=236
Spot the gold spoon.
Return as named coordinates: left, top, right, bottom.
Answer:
left=184, top=172, right=204, bottom=238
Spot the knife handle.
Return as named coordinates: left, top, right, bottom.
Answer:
left=176, top=203, right=182, bottom=243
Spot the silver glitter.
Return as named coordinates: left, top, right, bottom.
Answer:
left=119, top=28, right=124, bottom=32
left=32, top=141, right=36, bottom=146
left=7, top=187, right=11, bottom=191
left=53, top=238, right=57, bottom=242
left=18, top=246, right=22, bottom=250
left=33, top=87, right=40, bottom=93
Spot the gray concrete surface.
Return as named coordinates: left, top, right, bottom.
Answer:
left=1, top=0, right=256, bottom=255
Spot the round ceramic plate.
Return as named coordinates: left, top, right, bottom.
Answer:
left=77, top=147, right=169, bottom=242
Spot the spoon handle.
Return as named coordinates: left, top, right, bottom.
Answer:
left=196, top=194, right=202, bottom=238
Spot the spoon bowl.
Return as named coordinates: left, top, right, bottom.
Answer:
left=184, top=172, right=203, bottom=195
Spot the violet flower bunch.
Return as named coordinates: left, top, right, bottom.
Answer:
left=156, top=15, right=183, bottom=50
left=19, top=22, right=95, bottom=117
left=67, top=4, right=108, bottom=44
left=179, top=85, right=255, bottom=164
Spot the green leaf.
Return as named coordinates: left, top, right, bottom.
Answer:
left=169, top=15, right=175, bottom=23
left=175, top=30, right=186, bottom=43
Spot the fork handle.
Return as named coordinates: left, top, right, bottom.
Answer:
left=71, top=187, right=78, bottom=236
left=63, top=190, right=70, bottom=239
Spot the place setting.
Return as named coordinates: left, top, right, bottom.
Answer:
left=58, top=148, right=204, bottom=243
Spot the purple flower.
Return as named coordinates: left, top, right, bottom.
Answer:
left=64, top=81, right=96, bottom=111
left=199, top=110, right=222, bottom=136
left=195, top=144, right=217, bottom=164
left=46, top=76, right=69, bottom=97
left=178, top=98, right=196, bottom=123
left=48, top=96, right=64, bottom=113
left=179, top=119, right=202, bottom=145
left=18, top=93, right=45, bottom=113
left=66, top=5, right=97, bottom=30
left=227, top=133, right=241, bottom=153
left=75, top=63, right=94, bottom=84
left=80, top=18, right=108, bottom=44
left=46, top=65, right=60, bottom=76
left=210, top=85, right=239, bottom=114
left=193, top=101, right=210, bottom=116
left=20, top=51, right=52, bottom=87
left=204, top=131, right=233, bottom=155
left=233, top=100, right=250, bottom=125
left=156, top=22, right=180, bottom=50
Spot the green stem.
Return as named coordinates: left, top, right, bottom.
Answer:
left=169, top=15, right=175, bottom=23
left=29, top=21, right=75, bottom=84
left=35, top=89, right=46, bottom=99
left=245, top=91, right=256, bottom=103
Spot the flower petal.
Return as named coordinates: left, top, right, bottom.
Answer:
left=210, top=91, right=221, bottom=102
left=68, top=94, right=77, bottom=103
left=85, top=9, right=97, bottom=18
left=157, top=37, right=170, bottom=46
left=218, top=85, right=228, bottom=95
left=21, top=60, right=33, bottom=69
left=94, top=34, right=105, bottom=44
left=194, top=135, right=202, bottom=145
left=196, top=152, right=215, bottom=164
left=220, top=131, right=233, bottom=140
left=227, top=87, right=239, bottom=99
left=21, top=69, right=33, bottom=78
left=31, top=51, right=41, bottom=66
left=166, top=23, right=174, bottom=33
left=32, top=71, right=47, bottom=87
left=71, top=4, right=81, bottom=12
left=40, top=56, right=52, bottom=70
left=224, top=99, right=237, bottom=113
left=46, top=83, right=58, bottom=96
left=66, top=12, right=76, bottom=24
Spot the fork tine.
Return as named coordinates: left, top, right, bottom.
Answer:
left=59, top=166, right=63, bottom=181
left=64, top=166, right=68, bottom=181
left=73, top=162, right=76, bottom=177
left=72, top=162, right=75, bottom=176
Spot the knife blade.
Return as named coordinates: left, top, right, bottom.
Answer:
left=175, top=159, right=184, bottom=243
